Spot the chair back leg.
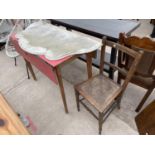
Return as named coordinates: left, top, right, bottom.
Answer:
left=117, top=73, right=122, bottom=84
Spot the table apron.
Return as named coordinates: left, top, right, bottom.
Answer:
left=25, top=54, right=58, bottom=84
left=17, top=52, right=58, bottom=84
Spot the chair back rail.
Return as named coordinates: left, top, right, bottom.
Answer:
left=100, top=37, right=143, bottom=93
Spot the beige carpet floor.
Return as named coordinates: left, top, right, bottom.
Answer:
left=0, top=19, right=154, bottom=134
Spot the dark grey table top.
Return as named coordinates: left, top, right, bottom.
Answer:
left=50, top=19, right=140, bottom=41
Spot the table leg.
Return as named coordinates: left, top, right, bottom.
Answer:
left=109, top=47, right=117, bottom=79
left=24, top=59, right=37, bottom=81
left=55, top=66, right=69, bottom=114
left=25, top=61, right=30, bottom=79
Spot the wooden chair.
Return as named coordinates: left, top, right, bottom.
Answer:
left=74, top=37, right=143, bottom=134
left=118, top=33, right=155, bottom=112
left=135, top=99, right=155, bottom=135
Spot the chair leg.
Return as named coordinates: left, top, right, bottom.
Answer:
left=75, top=89, right=80, bottom=111
left=135, top=88, right=154, bottom=112
left=98, top=112, right=103, bottom=135
left=117, top=73, right=122, bottom=84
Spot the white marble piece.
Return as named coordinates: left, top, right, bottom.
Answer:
left=16, top=21, right=101, bottom=60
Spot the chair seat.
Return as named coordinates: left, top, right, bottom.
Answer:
left=75, top=74, right=121, bottom=113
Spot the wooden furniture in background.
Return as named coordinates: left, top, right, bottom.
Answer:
left=135, top=99, right=155, bottom=135
left=150, top=19, right=155, bottom=25
left=74, top=37, right=142, bottom=134
left=150, top=19, right=155, bottom=38
left=118, top=33, right=155, bottom=112
left=0, top=93, right=29, bottom=135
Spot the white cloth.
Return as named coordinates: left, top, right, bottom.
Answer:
left=16, top=21, right=101, bottom=60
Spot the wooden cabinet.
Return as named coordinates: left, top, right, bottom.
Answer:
left=0, top=94, right=29, bottom=135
